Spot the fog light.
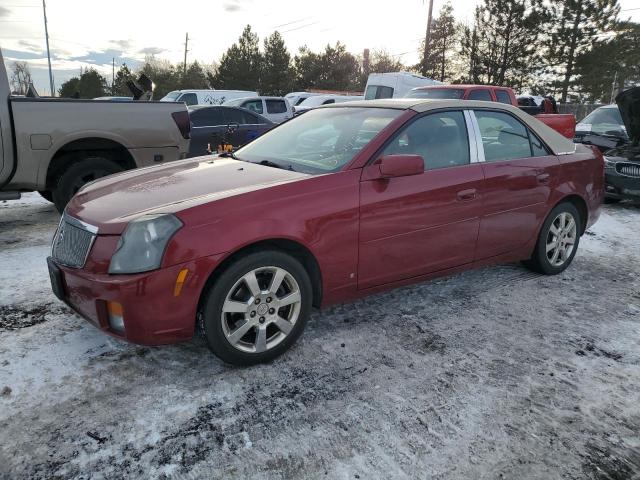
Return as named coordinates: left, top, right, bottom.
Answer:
left=107, top=301, right=125, bottom=332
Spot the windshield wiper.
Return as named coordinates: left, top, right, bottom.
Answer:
left=256, top=160, right=296, bottom=171
left=218, top=151, right=240, bottom=159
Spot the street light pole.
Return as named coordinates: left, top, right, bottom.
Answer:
left=421, top=0, right=435, bottom=77
left=42, top=0, right=55, bottom=96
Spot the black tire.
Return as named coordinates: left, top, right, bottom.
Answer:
left=524, top=202, right=582, bottom=275
left=200, top=250, right=313, bottom=366
left=604, top=196, right=621, bottom=204
left=38, top=190, right=53, bottom=203
left=52, top=156, right=123, bottom=213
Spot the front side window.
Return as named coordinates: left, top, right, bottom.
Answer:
left=266, top=100, right=287, bottom=114
left=242, top=99, right=263, bottom=114
left=468, top=89, right=493, bottom=101
left=236, top=107, right=401, bottom=174
left=475, top=110, right=533, bottom=161
left=382, top=111, right=470, bottom=170
left=180, top=93, right=198, bottom=106
left=225, top=108, right=251, bottom=124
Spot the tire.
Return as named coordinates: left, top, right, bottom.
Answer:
left=200, top=250, right=313, bottom=366
left=38, top=190, right=53, bottom=203
left=52, top=156, right=123, bottom=213
left=524, top=202, right=582, bottom=275
left=604, top=196, right=621, bottom=204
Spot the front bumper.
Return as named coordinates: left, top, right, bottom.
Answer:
left=605, top=170, right=640, bottom=200
left=47, top=254, right=224, bottom=345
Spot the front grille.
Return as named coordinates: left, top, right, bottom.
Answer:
left=51, top=215, right=97, bottom=268
left=616, top=162, right=640, bottom=178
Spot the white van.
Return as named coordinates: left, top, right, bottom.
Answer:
left=293, top=94, right=364, bottom=115
left=223, top=96, right=293, bottom=123
left=160, top=89, right=258, bottom=106
left=364, top=72, right=440, bottom=100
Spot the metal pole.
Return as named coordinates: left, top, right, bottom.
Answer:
left=42, top=0, right=55, bottom=96
left=183, top=33, right=189, bottom=77
left=112, top=58, right=115, bottom=95
left=610, top=71, right=618, bottom=104
left=421, top=0, right=434, bottom=77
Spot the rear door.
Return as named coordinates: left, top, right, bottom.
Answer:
left=225, top=109, right=270, bottom=146
left=265, top=99, right=290, bottom=123
left=471, top=109, right=560, bottom=259
left=358, top=110, right=484, bottom=289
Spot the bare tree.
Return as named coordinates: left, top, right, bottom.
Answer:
left=10, top=61, right=33, bottom=95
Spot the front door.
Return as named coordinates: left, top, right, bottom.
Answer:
left=472, top=109, right=560, bottom=259
left=358, top=110, right=484, bottom=289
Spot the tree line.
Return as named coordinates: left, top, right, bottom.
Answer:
left=45, top=0, right=639, bottom=103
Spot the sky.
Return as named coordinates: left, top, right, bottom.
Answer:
left=1, top=0, right=639, bottom=96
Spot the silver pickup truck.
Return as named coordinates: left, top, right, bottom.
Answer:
left=0, top=50, right=190, bottom=212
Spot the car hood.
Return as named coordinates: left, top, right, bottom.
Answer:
left=615, top=86, right=640, bottom=144
left=66, top=157, right=310, bottom=234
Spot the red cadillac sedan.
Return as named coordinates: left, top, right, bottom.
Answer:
left=48, top=99, right=603, bottom=365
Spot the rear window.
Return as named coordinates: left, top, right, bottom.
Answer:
left=242, top=99, right=263, bottom=114
left=266, top=99, right=287, bottom=114
left=495, top=90, right=512, bottom=104
left=365, top=85, right=394, bottom=100
left=405, top=88, right=465, bottom=99
left=161, top=91, right=181, bottom=102
left=468, top=89, right=493, bottom=101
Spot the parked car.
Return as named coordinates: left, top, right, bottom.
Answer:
left=48, top=98, right=603, bottom=366
left=293, top=94, right=364, bottom=115
left=594, top=88, right=639, bottom=203
left=574, top=104, right=628, bottom=146
left=406, top=85, right=576, bottom=139
left=0, top=50, right=190, bottom=212
left=223, top=96, right=293, bottom=123
left=188, top=106, right=273, bottom=157
left=284, top=91, right=325, bottom=107
left=365, top=72, right=440, bottom=99
left=160, top=89, right=258, bottom=106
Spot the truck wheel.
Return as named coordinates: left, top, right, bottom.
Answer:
left=38, top=191, right=53, bottom=203
left=52, top=156, right=123, bottom=213
left=200, top=250, right=313, bottom=366
left=524, top=202, right=581, bottom=275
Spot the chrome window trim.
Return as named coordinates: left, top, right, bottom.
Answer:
left=465, top=110, right=485, bottom=163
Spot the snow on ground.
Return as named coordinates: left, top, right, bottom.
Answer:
left=0, top=193, right=639, bottom=479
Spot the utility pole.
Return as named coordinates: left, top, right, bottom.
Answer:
left=112, top=57, right=115, bottom=95
left=421, top=0, right=435, bottom=77
left=610, top=71, right=618, bottom=104
left=42, top=0, right=55, bottom=96
left=183, top=33, right=189, bottom=77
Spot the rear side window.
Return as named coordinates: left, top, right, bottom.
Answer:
left=266, top=99, right=287, bottom=114
left=530, top=131, right=550, bottom=156
left=475, top=110, right=534, bottom=161
left=382, top=110, right=470, bottom=170
left=180, top=93, right=198, bottom=106
left=322, top=99, right=335, bottom=105
left=495, top=90, right=512, bottom=104
left=242, top=99, right=263, bottom=114
left=365, top=85, right=394, bottom=100
left=225, top=108, right=250, bottom=124
left=190, top=108, right=226, bottom=127
left=468, top=89, right=492, bottom=101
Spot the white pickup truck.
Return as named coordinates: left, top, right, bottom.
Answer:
left=0, top=50, right=190, bottom=212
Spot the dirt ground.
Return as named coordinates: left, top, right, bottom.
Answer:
left=1, top=193, right=639, bottom=480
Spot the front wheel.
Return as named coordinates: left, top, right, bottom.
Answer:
left=524, top=202, right=581, bottom=275
left=200, top=250, right=313, bottom=366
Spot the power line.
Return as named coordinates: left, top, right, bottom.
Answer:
left=281, top=21, right=320, bottom=33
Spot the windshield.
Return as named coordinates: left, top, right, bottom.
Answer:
left=235, top=107, right=401, bottom=174
left=161, top=91, right=182, bottom=102
left=405, top=88, right=465, bottom=99
left=580, top=107, right=625, bottom=136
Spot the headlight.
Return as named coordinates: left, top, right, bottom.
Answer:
left=603, top=156, right=617, bottom=168
left=108, top=214, right=183, bottom=274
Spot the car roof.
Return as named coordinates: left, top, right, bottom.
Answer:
left=323, top=98, right=576, bottom=155
left=188, top=105, right=273, bottom=123
left=411, top=84, right=511, bottom=91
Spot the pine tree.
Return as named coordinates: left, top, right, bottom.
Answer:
left=178, top=61, right=210, bottom=89
left=214, top=25, right=262, bottom=91
left=417, top=2, right=458, bottom=82
left=261, top=31, right=292, bottom=96
left=58, top=69, right=108, bottom=98
left=545, top=0, right=620, bottom=102
left=113, top=63, right=134, bottom=96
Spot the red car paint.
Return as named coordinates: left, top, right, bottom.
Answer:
left=410, top=85, right=576, bottom=139
left=57, top=106, right=603, bottom=346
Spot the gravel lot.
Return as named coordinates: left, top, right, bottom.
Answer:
left=1, top=193, right=639, bottom=480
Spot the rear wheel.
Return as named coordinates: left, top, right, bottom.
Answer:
left=52, top=156, right=123, bottom=213
left=200, top=250, right=313, bottom=366
left=524, top=202, right=581, bottom=275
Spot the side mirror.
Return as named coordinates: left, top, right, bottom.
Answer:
left=377, top=154, right=424, bottom=178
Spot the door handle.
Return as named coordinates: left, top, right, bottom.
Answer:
left=457, top=188, right=477, bottom=201
left=537, top=173, right=551, bottom=184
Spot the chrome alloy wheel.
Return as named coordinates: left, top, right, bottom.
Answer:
left=221, top=267, right=302, bottom=353
left=546, top=212, right=577, bottom=267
